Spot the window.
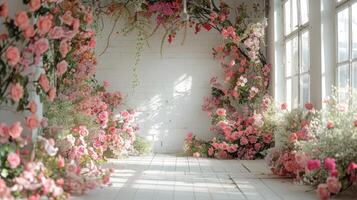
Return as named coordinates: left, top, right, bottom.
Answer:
left=283, top=0, right=310, bottom=109
left=336, top=0, right=357, bottom=101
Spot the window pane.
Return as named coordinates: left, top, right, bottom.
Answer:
left=338, top=64, right=350, bottom=88
left=300, top=0, right=309, bottom=24
left=285, top=36, right=299, bottom=77
left=292, top=76, right=299, bottom=108
left=353, top=3, right=357, bottom=59
left=338, top=64, right=350, bottom=103
left=292, top=0, right=298, bottom=31
left=301, top=31, right=310, bottom=73
left=300, top=74, right=310, bottom=106
left=353, top=62, right=357, bottom=90
left=338, top=8, right=350, bottom=62
left=286, top=78, right=292, bottom=109
left=284, top=0, right=291, bottom=35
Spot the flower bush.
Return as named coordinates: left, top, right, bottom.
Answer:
left=297, top=90, right=357, bottom=199
left=183, top=132, right=210, bottom=158
left=265, top=103, right=315, bottom=177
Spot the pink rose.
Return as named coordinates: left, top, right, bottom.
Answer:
left=248, top=136, right=257, bottom=144
left=263, top=133, right=273, bottom=143
left=208, top=147, right=214, bottom=156
left=5, top=46, right=20, bottom=66
left=60, top=11, right=73, bottom=25
left=28, top=101, right=37, bottom=113
left=327, top=121, right=334, bottom=129
left=49, top=26, right=64, bottom=39
left=78, top=125, right=89, bottom=137
left=28, top=0, right=41, bottom=12
left=7, top=152, right=20, bottom=168
left=59, top=40, right=70, bottom=58
left=38, top=74, right=50, bottom=92
left=304, top=103, right=314, bottom=110
left=317, top=184, right=330, bottom=200
left=34, top=38, right=49, bottom=56
left=0, top=2, right=8, bottom=17
left=288, top=132, right=298, bottom=143
left=326, top=177, right=341, bottom=194
left=23, top=25, right=35, bottom=39
left=324, top=158, right=336, bottom=171
left=347, top=162, right=357, bottom=174
left=15, top=11, right=29, bottom=29
left=240, top=137, right=248, bottom=145
left=26, top=114, right=39, bottom=129
left=56, top=60, right=68, bottom=76
left=84, top=12, right=93, bottom=25
left=354, top=120, right=357, bottom=127
left=9, top=82, right=24, bottom=102
left=37, top=14, right=53, bottom=35
left=48, top=87, right=56, bottom=101
left=254, top=143, right=262, bottom=151
left=9, top=122, right=23, bottom=139
left=307, top=159, right=321, bottom=171
left=216, top=108, right=226, bottom=116
left=57, top=156, right=65, bottom=168
left=28, top=194, right=40, bottom=200
left=72, top=18, right=80, bottom=31
left=192, top=152, right=200, bottom=158
left=102, top=175, right=110, bottom=184
left=281, top=103, right=288, bottom=110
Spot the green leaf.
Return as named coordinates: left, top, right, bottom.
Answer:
left=1, top=169, right=9, bottom=178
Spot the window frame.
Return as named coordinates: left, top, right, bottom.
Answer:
left=335, top=0, right=357, bottom=96
left=282, top=0, right=310, bottom=108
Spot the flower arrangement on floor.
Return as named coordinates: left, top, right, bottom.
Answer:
left=265, top=89, right=357, bottom=200
left=265, top=103, right=315, bottom=177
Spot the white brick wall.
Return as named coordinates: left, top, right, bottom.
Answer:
left=96, top=22, right=222, bottom=153
left=95, top=0, right=267, bottom=153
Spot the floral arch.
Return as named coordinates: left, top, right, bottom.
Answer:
left=0, top=0, right=356, bottom=200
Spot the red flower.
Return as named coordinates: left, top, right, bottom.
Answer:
left=327, top=121, right=334, bottom=129
left=202, top=23, right=212, bottom=31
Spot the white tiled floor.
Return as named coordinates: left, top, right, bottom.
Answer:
left=72, top=154, right=356, bottom=200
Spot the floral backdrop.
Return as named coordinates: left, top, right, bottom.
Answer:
left=0, top=0, right=356, bottom=200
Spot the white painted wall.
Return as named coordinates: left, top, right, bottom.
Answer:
left=95, top=1, right=267, bottom=153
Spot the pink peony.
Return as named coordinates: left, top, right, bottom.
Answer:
left=307, top=159, right=321, bottom=171
left=9, top=82, right=24, bottom=102
left=326, top=177, right=341, bottom=194
left=26, top=114, right=39, bottom=129
left=56, top=60, right=68, bottom=76
left=28, top=0, right=41, bottom=12
left=34, top=38, right=49, bottom=56
left=37, top=14, right=53, bottom=35
left=15, top=11, right=29, bottom=29
left=324, top=158, right=336, bottom=171
left=0, top=2, right=8, bottom=17
left=9, top=122, right=23, bottom=139
left=317, top=184, right=330, bottom=200
left=216, top=108, right=226, bottom=116
left=7, top=152, right=20, bottom=168
left=38, top=74, right=50, bottom=92
left=5, top=46, right=20, bottom=66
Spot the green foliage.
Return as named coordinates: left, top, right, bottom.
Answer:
left=132, top=136, right=152, bottom=156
